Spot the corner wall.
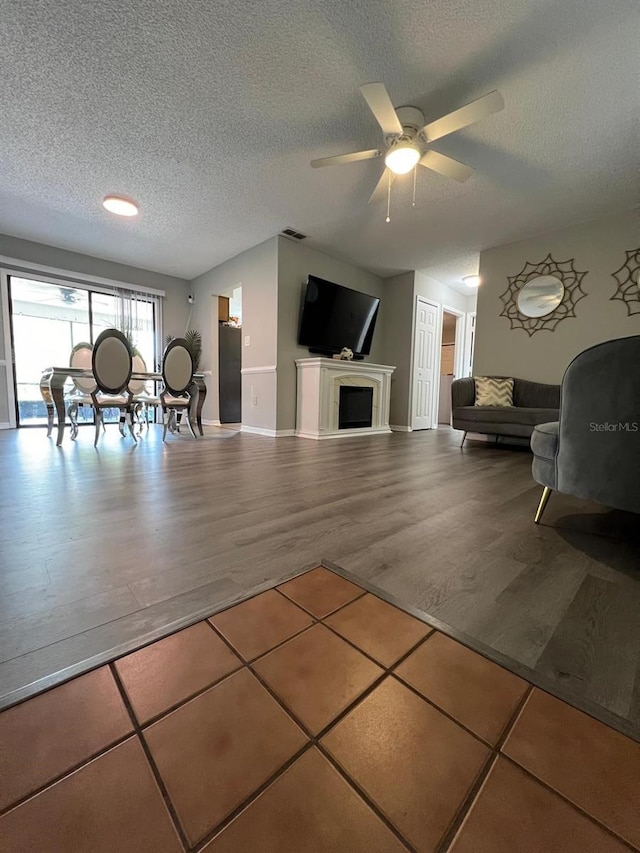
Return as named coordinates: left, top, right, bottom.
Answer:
left=276, top=237, right=386, bottom=433
left=474, top=210, right=639, bottom=382
left=191, top=237, right=278, bottom=429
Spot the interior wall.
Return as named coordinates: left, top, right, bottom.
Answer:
left=0, top=233, right=191, bottom=340
left=379, top=272, right=415, bottom=429
left=191, top=237, right=278, bottom=430
left=276, top=236, right=386, bottom=432
left=474, top=210, right=639, bottom=382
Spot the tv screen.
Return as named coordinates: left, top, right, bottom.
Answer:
left=298, top=276, right=380, bottom=357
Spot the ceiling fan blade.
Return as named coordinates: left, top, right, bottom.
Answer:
left=360, top=83, right=403, bottom=135
left=310, top=149, right=381, bottom=168
left=422, top=90, right=504, bottom=142
left=368, top=169, right=396, bottom=204
left=419, top=150, right=474, bottom=182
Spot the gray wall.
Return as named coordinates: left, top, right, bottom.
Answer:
left=415, top=271, right=476, bottom=314
left=191, top=237, right=278, bottom=429
left=380, top=272, right=416, bottom=428
left=474, top=210, right=640, bottom=382
left=0, top=233, right=190, bottom=340
left=276, top=236, right=386, bottom=432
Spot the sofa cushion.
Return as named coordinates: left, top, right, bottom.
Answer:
left=531, top=421, right=559, bottom=460
left=474, top=377, right=514, bottom=407
left=454, top=406, right=560, bottom=427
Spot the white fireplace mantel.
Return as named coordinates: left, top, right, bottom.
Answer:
left=295, top=357, right=395, bottom=440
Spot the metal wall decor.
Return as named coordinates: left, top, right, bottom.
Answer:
left=611, top=248, right=640, bottom=316
left=499, top=254, right=587, bottom=336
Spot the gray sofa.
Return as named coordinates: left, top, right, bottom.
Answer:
left=452, top=376, right=560, bottom=445
left=531, top=335, right=640, bottom=523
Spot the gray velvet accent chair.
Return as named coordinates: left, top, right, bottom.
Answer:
left=91, top=328, right=136, bottom=446
left=531, top=335, right=640, bottom=523
left=160, top=337, right=196, bottom=441
left=452, top=377, right=560, bottom=446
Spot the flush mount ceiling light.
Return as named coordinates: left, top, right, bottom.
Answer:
left=384, top=141, right=421, bottom=175
left=463, top=275, right=481, bottom=288
left=102, top=196, right=139, bottom=217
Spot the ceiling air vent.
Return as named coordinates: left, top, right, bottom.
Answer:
left=281, top=227, right=307, bottom=241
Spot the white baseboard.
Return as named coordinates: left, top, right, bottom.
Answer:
left=201, top=419, right=221, bottom=426
left=241, top=425, right=295, bottom=437
left=390, top=424, right=412, bottom=432
left=0, top=422, right=12, bottom=430
left=295, top=427, right=392, bottom=440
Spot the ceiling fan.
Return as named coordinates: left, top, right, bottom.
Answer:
left=311, top=83, right=504, bottom=204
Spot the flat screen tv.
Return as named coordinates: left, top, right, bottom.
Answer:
left=298, top=275, right=380, bottom=358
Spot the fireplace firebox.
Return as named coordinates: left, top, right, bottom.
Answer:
left=338, top=386, right=373, bottom=429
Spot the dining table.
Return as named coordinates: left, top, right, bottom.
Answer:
left=39, top=367, right=208, bottom=445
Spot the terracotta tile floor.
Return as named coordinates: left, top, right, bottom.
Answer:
left=1, top=566, right=638, bottom=853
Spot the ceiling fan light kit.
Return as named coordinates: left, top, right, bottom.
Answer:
left=311, top=83, right=504, bottom=220
left=385, top=140, right=421, bottom=175
left=462, top=275, right=481, bottom=288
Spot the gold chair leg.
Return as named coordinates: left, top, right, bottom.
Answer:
left=534, top=486, right=552, bottom=524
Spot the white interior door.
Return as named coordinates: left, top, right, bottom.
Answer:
left=412, top=297, right=439, bottom=430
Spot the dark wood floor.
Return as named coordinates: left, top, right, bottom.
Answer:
left=1, top=425, right=638, bottom=738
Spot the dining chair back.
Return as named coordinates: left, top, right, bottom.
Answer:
left=90, top=329, right=135, bottom=446
left=69, top=342, right=96, bottom=393
left=92, top=328, right=132, bottom=394
left=160, top=338, right=196, bottom=440
left=128, top=353, right=148, bottom=396
left=162, top=338, right=194, bottom=395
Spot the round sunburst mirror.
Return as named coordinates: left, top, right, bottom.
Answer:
left=516, top=275, right=565, bottom=318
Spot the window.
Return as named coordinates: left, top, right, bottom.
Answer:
left=9, top=275, right=159, bottom=426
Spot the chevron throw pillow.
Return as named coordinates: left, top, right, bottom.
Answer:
left=474, top=377, right=514, bottom=407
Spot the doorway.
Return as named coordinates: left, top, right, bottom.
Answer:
left=438, top=308, right=464, bottom=425
left=217, top=286, right=242, bottom=425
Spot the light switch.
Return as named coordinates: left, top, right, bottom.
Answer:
left=244, top=335, right=251, bottom=347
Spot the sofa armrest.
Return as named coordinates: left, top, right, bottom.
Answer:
left=451, top=377, right=475, bottom=409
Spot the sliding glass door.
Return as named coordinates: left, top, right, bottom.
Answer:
left=9, top=275, right=157, bottom=426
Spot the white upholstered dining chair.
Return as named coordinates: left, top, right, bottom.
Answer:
left=160, top=338, right=196, bottom=440
left=90, top=328, right=135, bottom=446
left=128, top=353, right=160, bottom=432
left=66, top=342, right=96, bottom=439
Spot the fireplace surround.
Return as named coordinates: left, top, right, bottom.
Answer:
left=295, top=358, right=395, bottom=439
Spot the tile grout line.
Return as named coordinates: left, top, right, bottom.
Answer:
left=202, top=619, right=418, bottom=851
left=108, top=662, right=192, bottom=853
left=320, top=560, right=640, bottom=745
left=0, top=731, right=134, bottom=819
left=4, top=568, right=637, bottom=852
left=436, top=752, right=499, bottom=853
left=192, top=741, right=315, bottom=852
left=434, top=683, right=535, bottom=853
left=315, top=742, right=416, bottom=853
left=499, top=754, right=639, bottom=852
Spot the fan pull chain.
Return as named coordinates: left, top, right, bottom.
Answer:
left=386, top=170, right=391, bottom=223
left=412, top=165, right=417, bottom=208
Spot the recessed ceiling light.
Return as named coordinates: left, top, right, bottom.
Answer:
left=102, top=196, right=139, bottom=217
left=462, top=275, right=481, bottom=288
left=385, top=141, right=421, bottom=175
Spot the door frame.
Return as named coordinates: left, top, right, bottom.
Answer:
left=410, top=295, right=441, bottom=430
left=441, top=304, right=466, bottom=381
left=0, top=270, right=17, bottom=429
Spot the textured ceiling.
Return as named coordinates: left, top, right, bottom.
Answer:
left=0, top=0, right=637, bottom=287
